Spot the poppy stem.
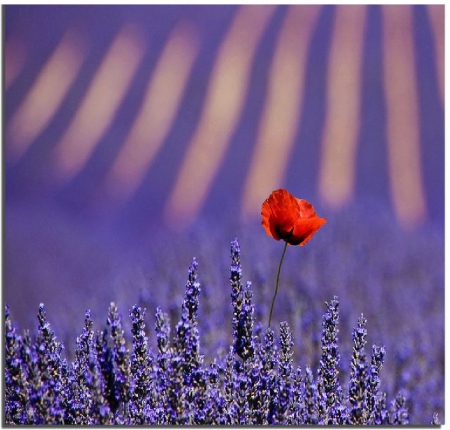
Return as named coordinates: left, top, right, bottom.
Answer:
left=268, top=240, right=288, bottom=328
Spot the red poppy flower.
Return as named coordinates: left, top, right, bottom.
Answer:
left=261, top=189, right=326, bottom=246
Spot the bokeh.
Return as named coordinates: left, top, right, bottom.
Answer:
left=4, top=5, right=444, bottom=423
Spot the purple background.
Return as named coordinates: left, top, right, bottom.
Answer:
left=4, top=7, right=445, bottom=421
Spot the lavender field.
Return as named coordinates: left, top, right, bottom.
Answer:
left=4, top=4, right=444, bottom=425
left=5, top=202, right=444, bottom=424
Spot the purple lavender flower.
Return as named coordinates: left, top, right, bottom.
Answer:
left=275, top=321, right=294, bottom=423
left=163, top=349, right=183, bottom=424
left=94, top=328, right=116, bottom=414
left=302, top=365, right=320, bottom=424
left=373, top=390, right=389, bottom=425
left=5, top=304, right=27, bottom=424
left=389, top=391, right=409, bottom=425
left=129, top=305, right=154, bottom=423
left=174, top=258, right=201, bottom=379
left=230, top=239, right=256, bottom=363
left=204, top=360, right=228, bottom=424
left=19, top=330, right=41, bottom=424
left=234, top=281, right=256, bottom=361
left=153, top=306, right=171, bottom=423
left=259, top=328, right=278, bottom=424
left=224, top=346, right=238, bottom=423
left=230, top=238, right=244, bottom=354
left=106, top=302, right=133, bottom=418
left=155, top=306, right=171, bottom=357
left=367, top=344, right=386, bottom=424
left=349, top=314, right=369, bottom=424
left=3, top=238, right=438, bottom=425
left=68, top=310, right=112, bottom=424
left=68, top=310, right=94, bottom=423
left=245, top=354, right=265, bottom=423
left=34, top=304, right=66, bottom=423
left=87, top=347, right=112, bottom=424
left=159, top=258, right=204, bottom=425
left=224, top=347, right=252, bottom=424
left=287, top=366, right=304, bottom=424
left=317, top=296, right=343, bottom=424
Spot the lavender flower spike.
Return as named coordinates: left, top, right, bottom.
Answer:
left=349, top=314, right=368, bottom=425
left=106, top=302, right=132, bottom=412
left=234, top=281, right=255, bottom=361
left=174, top=257, right=201, bottom=377
left=367, top=344, right=386, bottom=424
left=129, top=305, right=154, bottom=423
left=230, top=238, right=244, bottom=347
left=317, top=296, right=343, bottom=424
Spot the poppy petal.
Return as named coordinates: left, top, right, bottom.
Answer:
left=292, top=216, right=327, bottom=246
left=261, top=198, right=281, bottom=240
left=296, top=199, right=317, bottom=219
left=261, top=189, right=326, bottom=246
left=261, top=189, right=299, bottom=241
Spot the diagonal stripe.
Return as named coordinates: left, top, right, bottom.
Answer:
left=318, top=5, right=367, bottom=208
left=104, top=23, right=199, bottom=203
left=5, top=35, right=26, bottom=90
left=382, top=5, right=427, bottom=228
left=6, top=30, right=84, bottom=162
left=241, top=5, right=321, bottom=221
left=164, top=5, right=275, bottom=230
left=52, top=24, right=146, bottom=184
left=426, top=5, right=444, bottom=105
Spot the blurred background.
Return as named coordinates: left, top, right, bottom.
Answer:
left=3, top=6, right=445, bottom=419
left=3, top=5, right=444, bottom=424
left=5, top=4, right=444, bottom=227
